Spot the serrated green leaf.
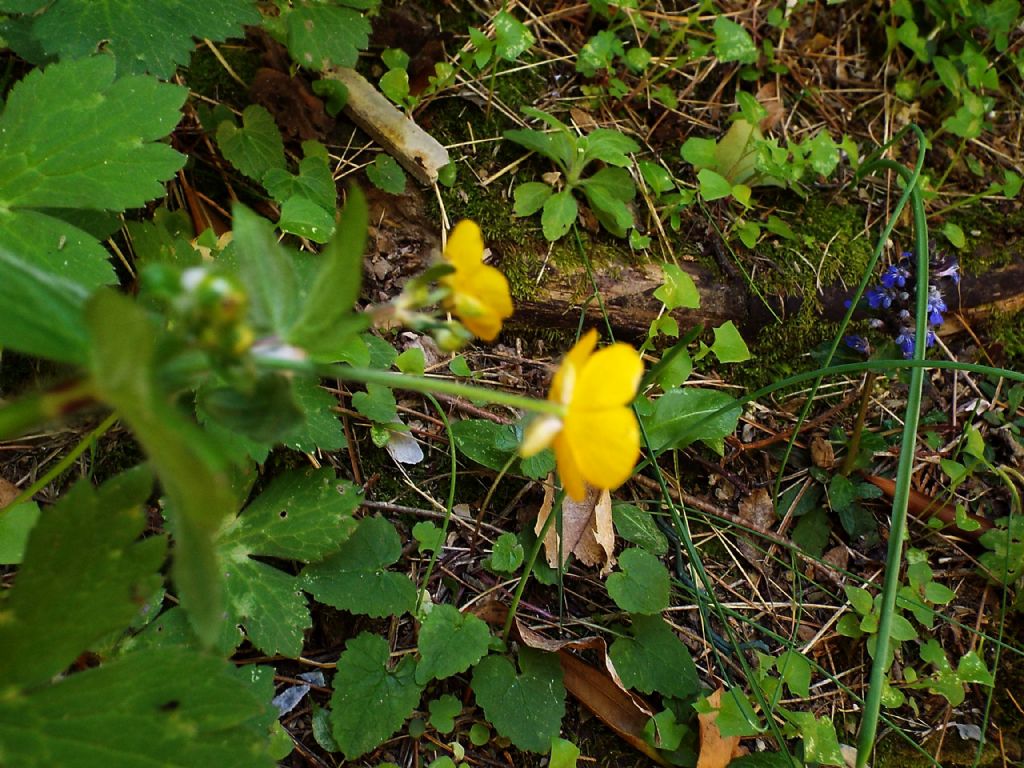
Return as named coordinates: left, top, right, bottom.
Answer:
left=196, top=374, right=303, bottom=444
left=0, top=57, right=186, bottom=285
left=366, top=154, right=407, bottom=195
left=642, top=388, right=741, bottom=453
left=0, top=469, right=164, bottom=688
left=654, top=263, right=700, bottom=310
left=713, top=16, right=757, bottom=64
left=17, top=0, right=258, bottom=77
left=330, top=632, right=423, bottom=760
left=609, top=615, right=699, bottom=698
left=264, top=156, right=336, bottom=211
left=514, top=181, right=553, bottom=216
left=220, top=558, right=309, bottom=657
left=217, top=105, right=286, bottom=183
left=416, top=604, right=491, bottom=684
left=472, top=650, right=565, bottom=752
left=286, top=4, right=370, bottom=70
left=0, top=247, right=90, bottom=363
left=606, top=548, right=669, bottom=614
left=353, top=382, right=398, bottom=423
left=611, top=503, right=668, bottom=556
left=223, top=468, right=360, bottom=560
left=542, top=189, right=578, bottom=241
left=0, top=648, right=276, bottom=767
left=280, top=378, right=348, bottom=452
left=301, top=516, right=417, bottom=617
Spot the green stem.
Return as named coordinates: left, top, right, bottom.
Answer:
left=415, top=394, right=456, bottom=613
left=0, top=379, right=96, bottom=441
left=840, top=372, right=877, bottom=477
left=4, top=411, right=119, bottom=515
left=318, top=364, right=564, bottom=417
left=502, top=491, right=561, bottom=643
left=855, top=148, right=931, bottom=768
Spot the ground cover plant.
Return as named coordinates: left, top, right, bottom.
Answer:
left=1, top=2, right=1023, bottom=768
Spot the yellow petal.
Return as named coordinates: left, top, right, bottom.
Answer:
left=554, top=432, right=588, bottom=501
left=462, top=309, right=502, bottom=342
left=520, top=415, right=562, bottom=458
left=473, top=264, right=513, bottom=319
left=550, top=329, right=598, bottom=405
left=444, top=220, right=484, bottom=272
left=574, top=343, right=643, bottom=411
left=563, top=405, right=640, bottom=493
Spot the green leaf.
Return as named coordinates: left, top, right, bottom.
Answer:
left=217, top=105, right=286, bottom=183
left=472, top=650, right=565, bottom=753
left=503, top=127, right=574, bottom=169
left=379, top=67, right=411, bottom=106
left=212, top=468, right=360, bottom=656
left=709, top=321, right=750, bottom=362
left=641, top=388, right=742, bottom=453
left=580, top=167, right=635, bottom=237
left=550, top=737, right=581, bottom=768
left=288, top=187, right=368, bottom=357
left=0, top=467, right=164, bottom=687
left=606, top=548, right=670, bottom=614
left=611, top=503, right=668, bottom=556
left=680, top=136, right=718, bottom=168
left=942, top=221, right=966, bottom=249
left=428, top=695, right=462, bottom=734
left=450, top=419, right=519, bottom=471
left=542, top=190, right=578, bottom=241
left=654, top=263, right=700, bottom=310
left=11, top=0, right=259, bottom=77
left=805, top=130, right=839, bottom=176
left=231, top=203, right=299, bottom=335
left=581, top=129, right=640, bottom=167
left=286, top=4, right=370, bottom=70
left=366, top=154, right=408, bottom=195
left=0, top=500, right=40, bottom=564
left=714, top=688, right=764, bottom=737
left=416, top=604, right=492, bottom=684
left=514, top=181, right=554, bottom=216
left=0, top=57, right=186, bottom=286
left=490, top=531, right=525, bottom=572
left=353, top=383, right=398, bottom=423
left=494, top=10, right=535, bottom=61
left=697, top=168, right=734, bottom=201
left=638, top=160, right=675, bottom=195
left=776, top=650, right=811, bottom=699
left=278, top=195, right=336, bottom=243
left=196, top=375, right=303, bottom=445
left=0, top=648, right=276, bottom=767
left=956, top=650, right=994, bottom=685
left=280, top=378, right=347, bottom=453
left=264, top=155, right=336, bottom=211
left=783, top=711, right=845, bottom=766
left=301, top=516, right=417, bottom=617
left=713, top=17, right=758, bottom=64
left=87, top=291, right=237, bottom=647
left=396, top=347, right=426, bottom=375
left=0, top=247, right=90, bottom=363
left=609, top=615, right=699, bottom=698
left=449, top=354, right=473, bottom=377
left=329, top=633, right=424, bottom=760
left=412, top=521, right=444, bottom=552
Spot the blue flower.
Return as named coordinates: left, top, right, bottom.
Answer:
left=845, top=335, right=870, bottom=354
left=926, top=286, right=947, bottom=326
left=866, top=286, right=893, bottom=310
left=895, top=327, right=936, bottom=358
left=932, top=257, right=960, bottom=284
left=881, top=265, right=911, bottom=289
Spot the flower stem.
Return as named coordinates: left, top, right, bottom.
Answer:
left=503, top=491, right=561, bottom=643
left=319, top=364, right=565, bottom=417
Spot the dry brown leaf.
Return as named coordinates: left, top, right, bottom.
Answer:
left=0, top=476, right=20, bottom=508
left=810, top=435, right=835, bottom=469
left=697, top=688, right=746, bottom=768
left=536, top=482, right=616, bottom=574
left=754, top=81, right=786, bottom=132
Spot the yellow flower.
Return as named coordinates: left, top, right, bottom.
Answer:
left=442, top=220, right=513, bottom=342
left=521, top=329, right=643, bottom=501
